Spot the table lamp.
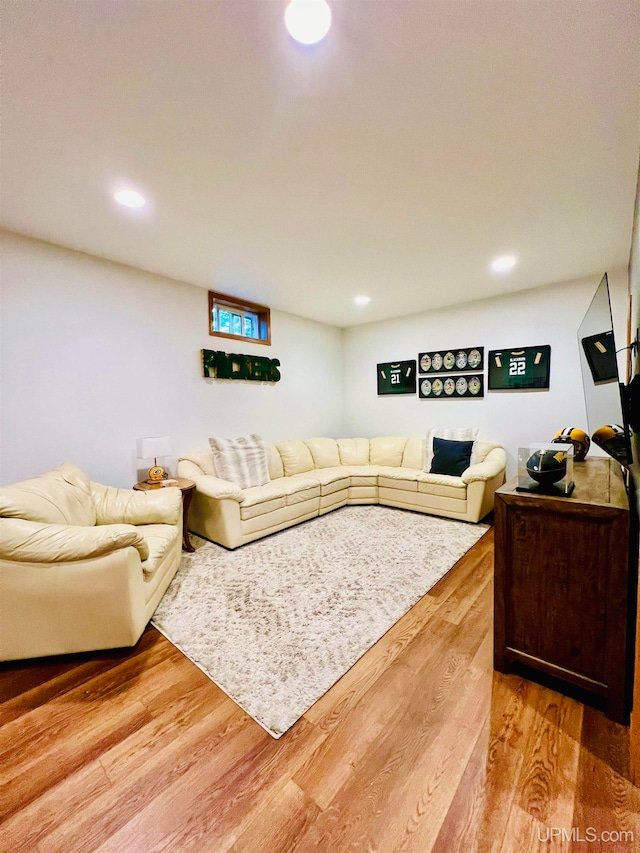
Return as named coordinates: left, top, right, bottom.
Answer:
left=136, top=435, right=172, bottom=483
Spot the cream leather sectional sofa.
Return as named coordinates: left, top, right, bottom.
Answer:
left=178, top=436, right=507, bottom=550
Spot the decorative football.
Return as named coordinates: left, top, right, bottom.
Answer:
left=552, top=426, right=590, bottom=462
left=526, top=450, right=567, bottom=486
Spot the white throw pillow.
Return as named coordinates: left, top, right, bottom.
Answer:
left=424, top=427, right=479, bottom=472
left=208, top=434, right=270, bottom=490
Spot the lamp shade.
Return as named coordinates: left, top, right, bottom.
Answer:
left=136, top=435, right=172, bottom=460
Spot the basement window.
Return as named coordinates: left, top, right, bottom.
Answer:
left=208, top=290, right=271, bottom=346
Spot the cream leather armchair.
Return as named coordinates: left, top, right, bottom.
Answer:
left=0, top=463, right=183, bottom=661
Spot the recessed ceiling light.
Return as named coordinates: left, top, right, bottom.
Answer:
left=284, top=0, right=332, bottom=45
left=354, top=295, right=371, bottom=306
left=114, top=189, right=146, bottom=208
left=490, top=255, right=518, bottom=274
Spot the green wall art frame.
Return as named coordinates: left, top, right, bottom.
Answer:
left=201, top=349, right=281, bottom=382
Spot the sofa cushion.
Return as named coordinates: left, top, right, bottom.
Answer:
left=430, top=438, right=474, bottom=477
left=339, top=466, right=378, bottom=487
left=265, top=444, right=285, bottom=480
left=303, top=438, right=341, bottom=469
left=380, top=490, right=468, bottom=515
left=291, top=467, right=349, bottom=496
left=240, top=481, right=288, bottom=519
left=275, top=440, right=315, bottom=476
left=401, top=437, right=425, bottom=470
left=377, top=467, right=424, bottom=493
left=370, top=437, right=408, bottom=467
left=337, top=438, right=370, bottom=466
left=239, top=476, right=320, bottom=518
left=267, top=476, right=321, bottom=505
left=209, top=434, right=270, bottom=489
left=281, top=478, right=321, bottom=506
left=417, top=472, right=467, bottom=500
left=0, top=463, right=97, bottom=526
left=424, top=427, right=479, bottom=471
left=241, top=481, right=288, bottom=508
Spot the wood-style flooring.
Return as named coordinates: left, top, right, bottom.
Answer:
left=1, top=528, right=639, bottom=852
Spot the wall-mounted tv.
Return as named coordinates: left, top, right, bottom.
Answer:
left=578, top=273, right=631, bottom=466
left=581, top=330, right=618, bottom=383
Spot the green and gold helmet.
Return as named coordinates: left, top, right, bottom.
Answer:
left=552, top=426, right=590, bottom=462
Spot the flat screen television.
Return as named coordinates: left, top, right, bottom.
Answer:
left=578, top=273, right=632, bottom=466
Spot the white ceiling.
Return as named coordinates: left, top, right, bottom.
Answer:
left=1, top=0, right=639, bottom=327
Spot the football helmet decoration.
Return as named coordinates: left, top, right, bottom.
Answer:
left=591, top=424, right=629, bottom=464
left=552, top=427, right=590, bottom=462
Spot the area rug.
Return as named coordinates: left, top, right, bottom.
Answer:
left=152, top=506, right=488, bottom=738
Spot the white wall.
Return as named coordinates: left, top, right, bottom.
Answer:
left=0, top=232, right=344, bottom=487
left=342, top=270, right=629, bottom=477
left=1, top=230, right=630, bottom=488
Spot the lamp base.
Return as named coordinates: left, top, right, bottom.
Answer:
left=147, top=465, right=167, bottom=483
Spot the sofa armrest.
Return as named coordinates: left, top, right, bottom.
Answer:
left=177, top=459, right=207, bottom=480
left=194, top=475, right=244, bottom=502
left=0, top=517, right=149, bottom=563
left=0, top=547, right=147, bottom=661
left=461, top=448, right=507, bottom=484
left=91, top=482, right=182, bottom=526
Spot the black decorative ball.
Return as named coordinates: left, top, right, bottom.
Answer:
left=526, top=449, right=567, bottom=486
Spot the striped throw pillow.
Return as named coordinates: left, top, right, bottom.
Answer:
left=208, top=434, right=271, bottom=490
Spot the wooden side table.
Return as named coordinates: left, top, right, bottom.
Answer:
left=133, top=478, right=196, bottom=553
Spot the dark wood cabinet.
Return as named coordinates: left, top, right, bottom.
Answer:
left=494, top=457, right=637, bottom=724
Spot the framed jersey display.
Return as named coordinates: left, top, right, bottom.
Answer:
left=377, top=360, right=417, bottom=395
left=418, top=347, right=484, bottom=374
left=488, top=345, right=551, bottom=390
left=419, top=374, right=484, bottom=399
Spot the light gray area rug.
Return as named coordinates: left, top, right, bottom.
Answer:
left=152, top=506, right=488, bottom=738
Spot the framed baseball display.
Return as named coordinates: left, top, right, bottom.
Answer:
left=419, top=347, right=484, bottom=373
left=377, top=360, right=417, bottom=395
left=488, top=345, right=551, bottom=390
left=419, top=374, right=484, bottom=398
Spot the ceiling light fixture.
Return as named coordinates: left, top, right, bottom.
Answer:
left=490, top=254, right=518, bottom=274
left=114, top=189, right=146, bottom=208
left=284, top=0, right=332, bottom=45
left=354, top=295, right=371, bottom=306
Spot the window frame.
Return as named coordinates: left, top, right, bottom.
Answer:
left=208, top=290, right=271, bottom=346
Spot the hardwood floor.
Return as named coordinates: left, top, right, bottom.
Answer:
left=1, top=528, right=639, bottom=852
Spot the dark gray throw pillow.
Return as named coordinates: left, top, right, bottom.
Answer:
left=429, top=437, right=474, bottom=477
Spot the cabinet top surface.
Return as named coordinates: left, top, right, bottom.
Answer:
left=498, top=457, right=628, bottom=511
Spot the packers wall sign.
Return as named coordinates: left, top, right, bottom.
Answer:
left=201, top=349, right=281, bottom=382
